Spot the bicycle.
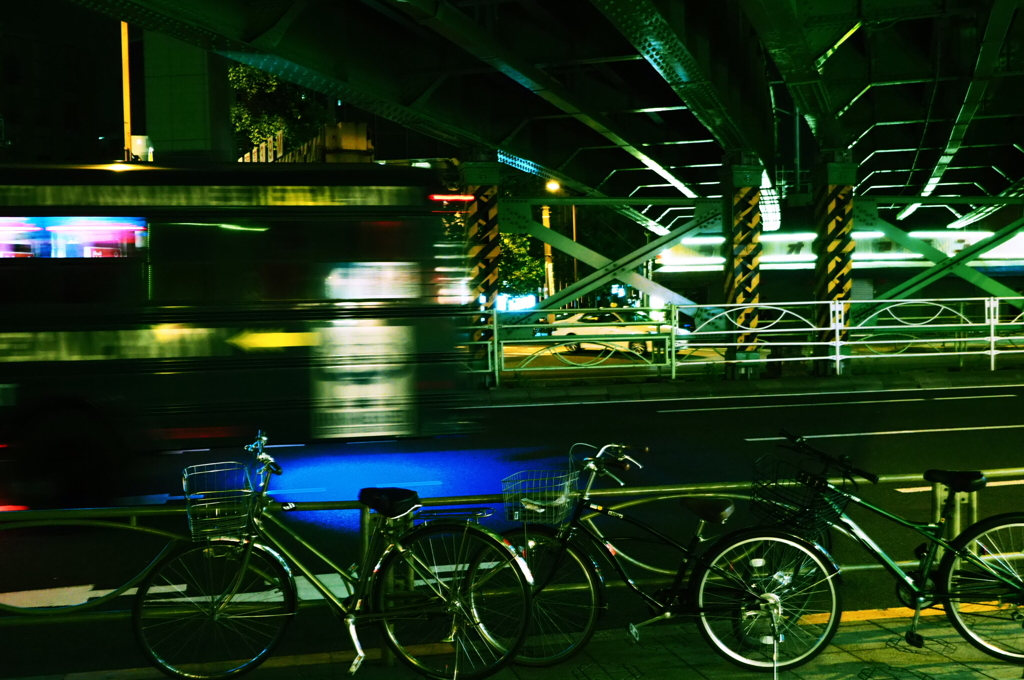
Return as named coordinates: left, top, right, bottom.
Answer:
left=759, top=430, right=1024, bottom=665
left=131, top=431, right=533, bottom=680
left=501, top=442, right=841, bottom=672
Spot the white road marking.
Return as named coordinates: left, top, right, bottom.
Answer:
left=659, top=394, right=1015, bottom=413
left=747, top=424, right=1024, bottom=442
left=0, top=584, right=179, bottom=607
left=896, top=479, right=1024, bottom=494
left=1, top=575, right=351, bottom=608
left=462, top=383, right=1024, bottom=409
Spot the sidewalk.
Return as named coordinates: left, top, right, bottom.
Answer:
left=23, top=614, right=1024, bottom=680
left=479, top=368, right=1024, bottom=408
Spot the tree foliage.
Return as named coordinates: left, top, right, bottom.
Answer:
left=228, top=65, right=333, bottom=152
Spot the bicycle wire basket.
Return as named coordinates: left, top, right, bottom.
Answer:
left=183, top=461, right=254, bottom=541
left=750, top=453, right=851, bottom=541
left=502, top=466, right=579, bottom=525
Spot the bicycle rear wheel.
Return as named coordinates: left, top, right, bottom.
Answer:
left=373, top=522, right=532, bottom=680
left=689, top=529, right=841, bottom=671
left=502, top=525, right=604, bottom=666
left=940, top=512, right=1024, bottom=663
left=133, top=540, right=295, bottom=679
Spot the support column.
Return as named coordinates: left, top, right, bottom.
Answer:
left=462, top=161, right=501, bottom=369
left=463, top=162, right=502, bottom=310
left=143, top=31, right=234, bottom=163
left=722, top=160, right=763, bottom=376
left=812, top=157, right=857, bottom=373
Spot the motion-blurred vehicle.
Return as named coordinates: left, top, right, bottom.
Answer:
left=0, top=163, right=463, bottom=508
left=545, top=310, right=690, bottom=354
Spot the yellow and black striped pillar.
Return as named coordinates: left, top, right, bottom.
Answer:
left=722, top=161, right=764, bottom=376
left=812, top=161, right=857, bottom=375
left=724, top=184, right=763, bottom=352
left=466, top=184, right=501, bottom=311
left=813, top=178, right=856, bottom=340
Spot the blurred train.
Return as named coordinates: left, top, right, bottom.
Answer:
left=0, top=163, right=468, bottom=506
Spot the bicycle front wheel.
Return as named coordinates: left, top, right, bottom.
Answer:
left=689, top=530, right=841, bottom=671
left=940, top=512, right=1024, bottom=663
left=133, top=540, right=295, bottom=680
left=373, top=522, right=532, bottom=680
left=502, top=524, right=604, bottom=666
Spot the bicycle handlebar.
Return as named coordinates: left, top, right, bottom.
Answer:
left=245, top=430, right=283, bottom=476
left=778, top=429, right=879, bottom=484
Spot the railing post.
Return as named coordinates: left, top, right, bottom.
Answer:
left=833, top=300, right=844, bottom=376
left=931, top=482, right=944, bottom=526
left=988, top=297, right=998, bottom=371
left=492, top=309, right=501, bottom=387
left=669, top=304, right=677, bottom=381
left=952, top=492, right=962, bottom=539
left=359, top=506, right=372, bottom=566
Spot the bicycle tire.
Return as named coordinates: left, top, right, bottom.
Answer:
left=373, top=521, right=532, bottom=680
left=939, top=512, right=1024, bottom=663
left=133, top=540, right=295, bottom=680
left=689, top=529, right=842, bottom=671
left=502, top=525, right=605, bottom=666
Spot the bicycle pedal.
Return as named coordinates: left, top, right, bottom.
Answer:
left=628, top=623, right=640, bottom=642
left=347, top=652, right=365, bottom=675
left=905, top=631, right=925, bottom=648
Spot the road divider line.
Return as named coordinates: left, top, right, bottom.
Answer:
left=464, top=383, right=1024, bottom=409
left=747, top=424, right=1024, bottom=442
left=897, top=479, right=1024, bottom=493
left=659, top=394, right=1015, bottom=413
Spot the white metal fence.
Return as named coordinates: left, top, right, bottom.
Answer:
left=456, top=297, right=1024, bottom=385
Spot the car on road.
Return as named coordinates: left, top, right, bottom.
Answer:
left=543, top=310, right=690, bottom=354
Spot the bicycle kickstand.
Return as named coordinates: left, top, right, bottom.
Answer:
left=904, top=596, right=926, bottom=649
left=345, top=614, right=366, bottom=674
left=627, top=612, right=673, bottom=642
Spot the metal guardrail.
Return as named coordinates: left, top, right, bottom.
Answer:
left=457, top=296, right=1024, bottom=383
left=3, top=466, right=1023, bottom=626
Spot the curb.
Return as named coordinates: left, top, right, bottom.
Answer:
left=476, top=368, right=1024, bottom=407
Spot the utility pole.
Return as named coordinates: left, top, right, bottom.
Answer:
left=121, top=21, right=132, bottom=161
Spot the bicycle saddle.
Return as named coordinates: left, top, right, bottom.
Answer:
left=924, top=469, right=987, bottom=493
left=358, top=487, right=422, bottom=518
left=680, top=497, right=735, bottom=524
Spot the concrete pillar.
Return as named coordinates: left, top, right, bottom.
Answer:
left=722, top=159, right=763, bottom=376
left=812, top=156, right=857, bottom=372
left=144, top=31, right=234, bottom=164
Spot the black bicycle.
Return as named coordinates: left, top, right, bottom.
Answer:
left=763, top=430, right=1024, bottom=665
left=501, top=442, right=841, bottom=672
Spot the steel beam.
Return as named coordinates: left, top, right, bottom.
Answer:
left=897, top=0, right=1018, bottom=220
left=384, top=0, right=701, bottom=199
left=863, top=215, right=1024, bottom=310
left=506, top=207, right=721, bottom=317
left=590, top=0, right=772, bottom=163
left=501, top=202, right=694, bottom=306
left=854, top=202, right=1022, bottom=304
left=740, top=0, right=844, bottom=148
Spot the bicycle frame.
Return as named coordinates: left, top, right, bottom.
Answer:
left=538, top=451, right=719, bottom=613
left=563, top=499, right=697, bottom=611
left=827, top=481, right=1023, bottom=599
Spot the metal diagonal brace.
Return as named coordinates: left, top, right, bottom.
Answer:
left=502, top=203, right=695, bottom=307
left=503, top=202, right=719, bottom=319
left=854, top=202, right=1022, bottom=308
left=854, top=213, right=1024, bottom=322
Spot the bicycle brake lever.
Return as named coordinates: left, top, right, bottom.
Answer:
left=603, top=469, right=626, bottom=487
left=622, top=454, right=643, bottom=469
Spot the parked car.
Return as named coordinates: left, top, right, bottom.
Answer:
left=543, top=310, right=689, bottom=354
